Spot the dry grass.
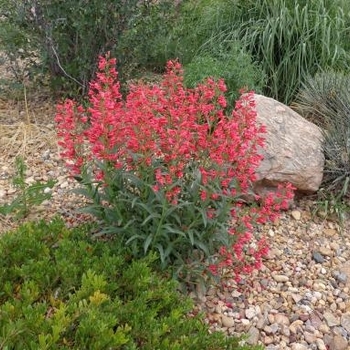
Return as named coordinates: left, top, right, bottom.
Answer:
left=0, top=82, right=58, bottom=163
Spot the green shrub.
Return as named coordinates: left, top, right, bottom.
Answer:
left=0, top=0, right=171, bottom=96
left=293, top=71, right=350, bottom=201
left=184, top=40, right=265, bottom=107
left=0, top=219, right=261, bottom=349
left=117, top=1, right=180, bottom=77
left=164, top=0, right=242, bottom=65
left=236, top=0, right=350, bottom=105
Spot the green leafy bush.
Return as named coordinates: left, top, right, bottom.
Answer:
left=0, top=0, right=168, bottom=96
left=0, top=219, right=261, bottom=349
left=184, top=40, right=265, bottom=107
left=293, top=71, right=350, bottom=201
left=117, top=0, right=180, bottom=77
left=164, top=0, right=242, bottom=65
left=236, top=0, right=350, bottom=105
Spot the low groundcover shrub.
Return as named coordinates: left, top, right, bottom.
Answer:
left=55, top=54, right=294, bottom=283
left=0, top=219, right=261, bottom=349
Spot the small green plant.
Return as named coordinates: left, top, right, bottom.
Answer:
left=0, top=219, right=262, bottom=349
left=313, top=185, right=350, bottom=229
left=0, top=156, right=56, bottom=219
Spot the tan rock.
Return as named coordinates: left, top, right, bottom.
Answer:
left=221, top=315, right=235, bottom=328
left=329, top=335, right=348, bottom=350
left=291, top=210, right=302, bottom=221
left=272, top=274, right=289, bottom=282
left=254, top=94, right=324, bottom=193
left=274, top=313, right=290, bottom=326
left=289, top=320, right=304, bottom=334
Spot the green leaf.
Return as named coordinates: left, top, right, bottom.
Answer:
left=143, top=234, right=153, bottom=254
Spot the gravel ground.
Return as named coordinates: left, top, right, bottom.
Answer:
left=1, top=114, right=350, bottom=350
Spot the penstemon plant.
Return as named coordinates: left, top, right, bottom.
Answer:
left=55, top=54, right=294, bottom=283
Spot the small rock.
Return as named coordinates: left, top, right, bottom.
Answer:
left=269, top=323, right=279, bottom=333
left=319, top=247, right=333, bottom=257
left=304, top=331, right=317, bottom=344
left=256, top=316, right=267, bottom=329
left=313, top=281, right=326, bottom=291
left=332, top=270, right=348, bottom=284
left=272, top=274, right=289, bottom=282
left=44, top=187, right=52, bottom=194
left=274, top=313, right=290, bottom=326
left=245, top=307, right=257, bottom=320
left=291, top=293, right=303, bottom=303
left=309, top=311, right=323, bottom=329
left=60, top=181, right=69, bottom=189
left=263, top=336, right=274, bottom=345
left=42, top=149, right=51, bottom=160
left=329, top=334, right=348, bottom=350
left=323, top=228, right=338, bottom=237
left=332, top=326, right=347, bottom=338
left=340, top=312, right=350, bottom=332
left=221, top=315, right=235, bottom=328
left=315, top=338, right=327, bottom=350
left=291, top=210, right=301, bottom=220
left=323, top=312, right=340, bottom=327
left=291, top=344, right=308, bottom=350
left=289, top=320, right=304, bottom=334
left=241, top=318, right=251, bottom=327
left=7, top=187, right=17, bottom=195
left=246, top=326, right=260, bottom=345
left=318, top=324, right=330, bottom=334
left=312, top=251, right=325, bottom=263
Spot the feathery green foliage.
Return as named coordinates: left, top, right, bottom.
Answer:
left=0, top=219, right=261, bottom=349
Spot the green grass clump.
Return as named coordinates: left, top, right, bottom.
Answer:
left=236, top=0, right=350, bottom=105
left=293, top=71, right=350, bottom=223
left=0, top=219, right=261, bottom=349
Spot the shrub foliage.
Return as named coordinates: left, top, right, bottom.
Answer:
left=0, top=219, right=261, bottom=349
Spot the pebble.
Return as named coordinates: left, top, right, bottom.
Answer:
left=272, top=274, right=289, bottom=282
left=313, top=251, right=325, bottom=263
left=319, top=247, right=333, bottom=257
left=315, top=338, right=327, bottom=350
left=291, top=210, right=301, bottom=221
left=323, top=312, right=340, bottom=327
left=329, top=334, right=348, bottom=350
left=291, top=344, right=308, bottom=350
left=245, top=307, right=257, bottom=319
left=340, top=312, right=350, bottom=332
left=246, top=326, right=260, bottom=345
left=221, top=315, right=234, bottom=328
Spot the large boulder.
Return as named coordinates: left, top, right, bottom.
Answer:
left=253, top=94, right=324, bottom=193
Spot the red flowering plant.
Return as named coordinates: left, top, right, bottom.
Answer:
left=55, top=53, right=294, bottom=283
